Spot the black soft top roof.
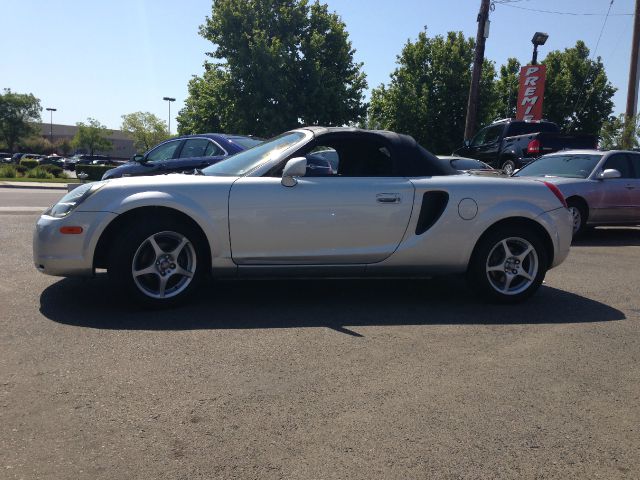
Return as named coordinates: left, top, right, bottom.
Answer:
left=301, top=127, right=457, bottom=177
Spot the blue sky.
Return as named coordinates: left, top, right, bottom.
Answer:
left=2, top=0, right=635, bottom=130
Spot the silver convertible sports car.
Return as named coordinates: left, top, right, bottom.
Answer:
left=514, top=150, right=640, bottom=235
left=34, top=127, right=572, bottom=307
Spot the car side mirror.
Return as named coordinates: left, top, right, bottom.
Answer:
left=281, top=157, right=307, bottom=187
left=131, top=154, right=145, bottom=163
left=464, top=139, right=471, bottom=147
left=598, top=168, right=621, bottom=180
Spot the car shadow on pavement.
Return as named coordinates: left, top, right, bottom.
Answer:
left=40, top=274, right=624, bottom=334
left=572, top=227, right=640, bottom=247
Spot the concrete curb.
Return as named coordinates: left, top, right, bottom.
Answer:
left=0, top=181, right=75, bottom=190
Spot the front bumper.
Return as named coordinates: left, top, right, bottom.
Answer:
left=33, top=211, right=117, bottom=277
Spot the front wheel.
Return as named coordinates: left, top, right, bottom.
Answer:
left=108, top=219, right=206, bottom=308
left=567, top=200, right=587, bottom=237
left=468, top=226, right=548, bottom=303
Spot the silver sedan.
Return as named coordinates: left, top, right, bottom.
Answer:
left=34, top=127, right=572, bottom=308
left=514, top=150, right=640, bottom=235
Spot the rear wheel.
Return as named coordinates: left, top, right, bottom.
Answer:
left=468, top=226, right=548, bottom=303
left=501, top=159, right=516, bottom=176
left=108, top=218, right=206, bottom=308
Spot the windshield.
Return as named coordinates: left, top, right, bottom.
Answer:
left=203, top=132, right=305, bottom=176
left=515, top=153, right=602, bottom=178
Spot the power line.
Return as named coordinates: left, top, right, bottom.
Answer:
left=495, top=2, right=631, bottom=16
left=573, top=1, right=616, bottom=122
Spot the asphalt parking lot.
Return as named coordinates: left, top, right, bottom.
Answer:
left=1, top=190, right=639, bottom=479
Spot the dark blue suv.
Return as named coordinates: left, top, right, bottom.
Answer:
left=102, top=134, right=262, bottom=180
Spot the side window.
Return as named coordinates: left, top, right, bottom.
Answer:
left=146, top=140, right=181, bottom=163
left=628, top=153, right=640, bottom=179
left=179, top=138, right=211, bottom=158
left=471, top=125, right=503, bottom=146
left=306, top=146, right=339, bottom=176
left=603, top=154, right=633, bottom=178
left=204, top=141, right=226, bottom=157
left=319, top=139, right=393, bottom=177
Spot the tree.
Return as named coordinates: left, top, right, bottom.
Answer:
left=71, top=118, right=112, bottom=155
left=600, top=114, right=639, bottom=150
left=366, top=30, right=496, bottom=154
left=493, top=58, right=520, bottom=120
left=0, top=88, right=42, bottom=151
left=542, top=41, right=616, bottom=135
left=121, top=112, right=169, bottom=153
left=177, top=0, right=367, bottom=137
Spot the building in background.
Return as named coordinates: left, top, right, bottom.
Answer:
left=37, top=123, right=136, bottom=159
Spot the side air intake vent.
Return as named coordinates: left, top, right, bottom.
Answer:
left=415, top=191, right=449, bottom=235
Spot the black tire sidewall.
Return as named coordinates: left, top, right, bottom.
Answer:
left=108, top=219, right=206, bottom=308
left=502, top=160, right=515, bottom=175
left=468, top=227, right=548, bottom=304
left=567, top=200, right=587, bottom=236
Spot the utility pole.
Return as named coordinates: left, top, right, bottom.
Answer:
left=626, top=0, right=640, bottom=119
left=464, top=0, right=491, bottom=141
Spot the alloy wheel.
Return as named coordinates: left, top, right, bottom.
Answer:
left=131, top=231, right=196, bottom=299
left=485, top=236, right=539, bottom=295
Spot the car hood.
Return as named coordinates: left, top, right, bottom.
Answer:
left=101, top=173, right=239, bottom=191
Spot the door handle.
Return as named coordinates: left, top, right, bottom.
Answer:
left=376, top=193, right=401, bottom=204
left=624, top=185, right=635, bottom=190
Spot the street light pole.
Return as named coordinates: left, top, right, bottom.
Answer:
left=163, top=97, right=176, bottom=135
left=46, top=107, right=57, bottom=151
left=531, top=32, right=549, bottom=66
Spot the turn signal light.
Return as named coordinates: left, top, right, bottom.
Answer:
left=59, top=226, right=83, bottom=235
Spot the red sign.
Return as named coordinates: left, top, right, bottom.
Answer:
left=516, top=64, right=546, bottom=121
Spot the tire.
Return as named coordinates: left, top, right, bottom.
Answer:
left=567, top=199, right=587, bottom=237
left=468, top=226, right=549, bottom=304
left=108, top=218, right=206, bottom=308
left=501, top=160, right=516, bottom=176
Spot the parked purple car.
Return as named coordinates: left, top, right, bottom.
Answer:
left=101, top=134, right=263, bottom=180
left=514, top=150, right=640, bottom=235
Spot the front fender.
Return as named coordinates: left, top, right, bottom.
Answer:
left=80, top=188, right=232, bottom=266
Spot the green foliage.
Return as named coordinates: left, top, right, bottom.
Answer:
left=492, top=57, right=520, bottom=120
left=178, top=0, right=367, bottom=137
left=0, top=88, right=42, bottom=151
left=54, top=138, right=73, bottom=156
left=72, top=118, right=112, bottom=155
left=0, top=163, right=65, bottom=179
left=542, top=41, right=616, bottom=135
left=0, top=164, right=17, bottom=178
left=367, top=30, right=496, bottom=154
left=121, top=112, right=169, bottom=153
left=75, top=164, right=114, bottom=181
left=25, top=167, right=54, bottom=179
left=19, top=135, right=51, bottom=154
left=19, top=159, right=39, bottom=169
left=600, top=114, right=639, bottom=150
left=38, top=164, right=64, bottom=177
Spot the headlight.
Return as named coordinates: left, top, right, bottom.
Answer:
left=44, top=181, right=106, bottom=218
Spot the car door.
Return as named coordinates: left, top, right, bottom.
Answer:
left=142, top=139, right=183, bottom=175
left=627, top=152, right=640, bottom=221
left=465, top=124, right=505, bottom=166
left=166, top=138, right=227, bottom=173
left=592, top=153, right=634, bottom=223
left=228, top=139, right=415, bottom=265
